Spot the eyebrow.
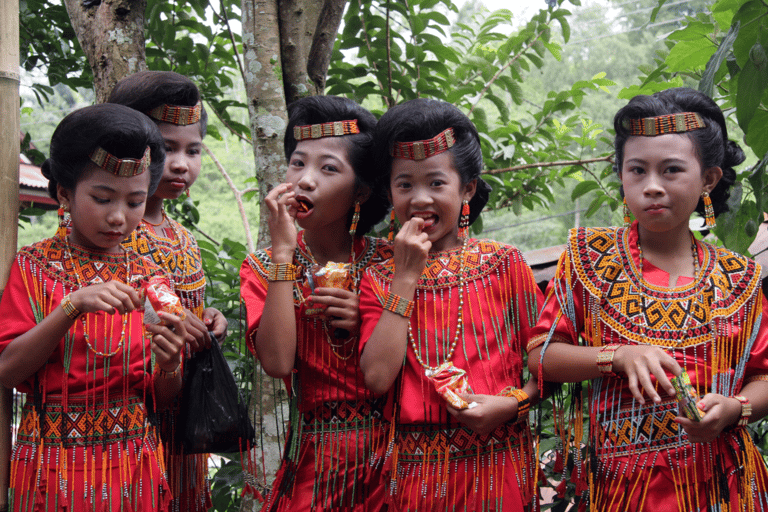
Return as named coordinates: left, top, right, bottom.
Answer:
left=291, top=150, right=345, bottom=162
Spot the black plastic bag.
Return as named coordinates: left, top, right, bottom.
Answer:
left=177, top=335, right=255, bottom=453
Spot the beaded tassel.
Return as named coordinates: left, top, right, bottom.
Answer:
left=623, top=198, right=631, bottom=227
left=702, top=192, right=716, bottom=228
left=349, top=201, right=361, bottom=238
left=388, top=209, right=396, bottom=242
left=57, top=205, right=68, bottom=240
left=457, top=200, right=470, bottom=239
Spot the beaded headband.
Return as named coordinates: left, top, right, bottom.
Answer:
left=626, top=112, right=706, bottom=136
left=293, top=119, right=360, bottom=141
left=89, top=146, right=151, bottom=177
left=147, top=101, right=202, bottom=126
left=391, top=127, right=455, bottom=161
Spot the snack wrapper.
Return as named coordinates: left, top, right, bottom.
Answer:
left=424, top=362, right=477, bottom=410
left=303, top=262, right=353, bottom=317
left=142, top=277, right=186, bottom=326
left=671, top=371, right=705, bottom=421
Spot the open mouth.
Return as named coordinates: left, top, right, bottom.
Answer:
left=413, top=213, right=437, bottom=229
left=296, top=198, right=313, bottom=213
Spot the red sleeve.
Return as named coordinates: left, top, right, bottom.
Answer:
left=745, top=293, right=768, bottom=382
left=358, top=267, right=386, bottom=356
left=0, top=256, right=39, bottom=355
left=239, top=254, right=269, bottom=357
left=528, top=251, right=584, bottom=352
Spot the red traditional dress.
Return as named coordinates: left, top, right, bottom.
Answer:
left=0, top=234, right=172, bottom=512
left=122, top=217, right=210, bottom=512
left=529, top=222, right=768, bottom=511
left=240, top=233, right=392, bottom=511
left=358, top=238, right=543, bottom=512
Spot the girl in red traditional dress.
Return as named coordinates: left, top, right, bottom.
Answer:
left=239, top=95, right=391, bottom=511
left=358, top=98, right=543, bottom=511
left=0, top=104, right=188, bottom=511
left=528, top=87, right=768, bottom=511
left=108, top=70, right=227, bottom=512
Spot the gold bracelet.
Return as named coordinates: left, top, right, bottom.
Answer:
left=268, top=262, right=298, bottom=281
left=734, top=395, right=752, bottom=427
left=597, top=344, right=622, bottom=377
left=61, top=293, right=81, bottom=320
left=383, top=292, right=414, bottom=318
left=156, top=362, right=182, bottom=379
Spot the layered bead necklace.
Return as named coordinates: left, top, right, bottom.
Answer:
left=636, top=231, right=700, bottom=279
left=407, top=237, right=469, bottom=372
left=63, top=235, right=131, bottom=358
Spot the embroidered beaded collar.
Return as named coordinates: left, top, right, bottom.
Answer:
left=391, top=127, right=455, bottom=161
left=89, top=146, right=150, bottom=177
left=625, top=112, right=706, bottom=137
left=147, top=101, right=202, bottom=126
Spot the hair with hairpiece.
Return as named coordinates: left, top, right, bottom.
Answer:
left=284, top=95, right=387, bottom=235
left=107, top=70, right=208, bottom=138
left=375, top=98, right=490, bottom=226
left=41, top=104, right=165, bottom=199
left=614, top=87, right=744, bottom=219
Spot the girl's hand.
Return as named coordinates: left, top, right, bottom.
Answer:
left=393, top=218, right=431, bottom=281
left=203, top=307, right=228, bottom=341
left=265, top=183, right=298, bottom=261
left=310, top=287, right=360, bottom=335
left=676, top=393, right=743, bottom=443
left=69, top=281, right=142, bottom=315
left=181, top=307, right=210, bottom=352
left=447, top=394, right=517, bottom=436
left=612, top=345, right=682, bottom=404
left=145, top=311, right=187, bottom=373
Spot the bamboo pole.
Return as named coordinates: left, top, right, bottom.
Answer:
left=0, top=0, right=20, bottom=508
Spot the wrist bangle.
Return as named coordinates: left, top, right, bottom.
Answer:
left=734, top=395, right=752, bottom=427
left=499, top=387, right=530, bottom=418
left=156, top=362, right=181, bottom=379
left=597, top=344, right=622, bottom=377
left=268, top=262, right=297, bottom=281
left=383, top=292, right=414, bottom=318
left=61, top=293, right=81, bottom=320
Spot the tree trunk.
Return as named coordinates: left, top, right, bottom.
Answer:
left=62, top=0, right=147, bottom=102
left=0, top=0, right=20, bottom=508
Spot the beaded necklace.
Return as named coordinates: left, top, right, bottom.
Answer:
left=637, top=231, right=699, bottom=280
left=407, top=237, right=469, bottom=372
left=299, top=231, right=361, bottom=360
left=63, top=235, right=130, bottom=358
left=141, top=209, right=187, bottom=289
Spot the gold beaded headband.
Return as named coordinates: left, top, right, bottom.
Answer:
left=147, top=101, right=202, bottom=126
left=626, top=112, right=706, bottom=136
left=89, top=146, right=151, bottom=177
left=391, top=127, right=455, bottom=161
left=293, top=119, right=360, bottom=141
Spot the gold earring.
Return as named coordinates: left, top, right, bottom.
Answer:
left=57, top=204, right=69, bottom=240
left=623, top=198, right=631, bottom=228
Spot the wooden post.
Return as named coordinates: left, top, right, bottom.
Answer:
left=0, top=0, right=20, bottom=508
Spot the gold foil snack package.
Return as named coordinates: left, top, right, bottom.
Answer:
left=142, top=277, right=186, bottom=325
left=303, top=262, right=353, bottom=317
left=671, top=371, right=705, bottom=421
left=424, top=362, right=477, bottom=410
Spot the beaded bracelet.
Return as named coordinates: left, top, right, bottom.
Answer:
left=597, top=344, right=622, bottom=377
left=383, top=292, right=414, bottom=318
left=499, top=386, right=530, bottom=418
left=268, top=262, right=297, bottom=281
left=734, top=395, right=752, bottom=426
left=156, top=362, right=182, bottom=379
left=61, top=294, right=81, bottom=320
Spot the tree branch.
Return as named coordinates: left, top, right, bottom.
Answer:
left=483, top=154, right=614, bottom=175
left=307, top=0, right=347, bottom=92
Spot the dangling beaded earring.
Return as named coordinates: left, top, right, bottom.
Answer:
left=349, top=201, right=361, bottom=238
left=702, top=191, right=716, bottom=229
left=57, top=204, right=69, bottom=240
left=388, top=209, right=396, bottom=243
left=623, top=198, right=631, bottom=228
left=458, top=200, right=470, bottom=240
left=186, top=188, right=191, bottom=198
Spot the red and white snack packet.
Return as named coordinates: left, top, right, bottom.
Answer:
left=142, top=277, right=185, bottom=325
left=425, top=362, right=478, bottom=410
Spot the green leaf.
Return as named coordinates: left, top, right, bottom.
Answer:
left=736, top=44, right=768, bottom=131
left=571, top=180, right=599, bottom=200
left=665, top=39, right=716, bottom=72
left=699, top=21, right=739, bottom=98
